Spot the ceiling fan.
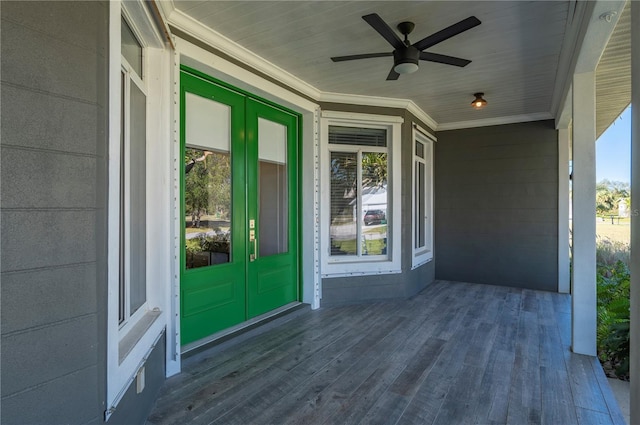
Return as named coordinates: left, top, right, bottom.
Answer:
left=331, top=13, right=481, bottom=80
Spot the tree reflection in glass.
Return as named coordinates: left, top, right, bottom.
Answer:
left=184, top=147, right=232, bottom=269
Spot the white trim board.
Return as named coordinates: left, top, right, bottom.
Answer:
left=320, top=92, right=437, bottom=131
left=436, top=112, right=554, bottom=132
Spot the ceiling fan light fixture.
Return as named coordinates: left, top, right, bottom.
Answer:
left=394, top=61, right=419, bottom=74
left=393, top=46, right=420, bottom=75
left=471, top=92, right=487, bottom=109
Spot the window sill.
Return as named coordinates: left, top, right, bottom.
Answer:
left=322, top=264, right=402, bottom=278
left=119, top=309, right=162, bottom=363
left=411, top=256, right=433, bottom=271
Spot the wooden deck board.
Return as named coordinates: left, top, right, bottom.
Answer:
left=575, top=407, right=615, bottom=425
left=568, top=354, right=610, bottom=414
left=471, top=348, right=516, bottom=424
left=147, top=281, right=626, bottom=425
left=540, top=366, right=578, bottom=424
left=252, top=316, right=408, bottom=425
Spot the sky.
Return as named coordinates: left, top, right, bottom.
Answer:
left=596, top=106, right=631, bottom=184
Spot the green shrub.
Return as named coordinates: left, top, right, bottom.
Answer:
left=186, top=232, right=230, bottom=254
left=596, top=238, right=630, bottom=379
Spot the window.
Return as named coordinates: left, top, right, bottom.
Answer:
left=329, top=127, right=388, bottom=257
left=412, top=127, right=434, bottom=268
left=119, top=16, right=147, bottom=331
left=107, top=2, right=167, bottom=417
left=321, top=111, right=402, bottom=277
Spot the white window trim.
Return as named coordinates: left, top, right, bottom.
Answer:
left=320, top=110, right=402, bottom=277
left=411, top=126, right=435, bottom=269
left=106, top=1, right=168, bottom=418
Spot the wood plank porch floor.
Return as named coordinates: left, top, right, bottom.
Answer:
left=147, top=280, right=626, bottom=425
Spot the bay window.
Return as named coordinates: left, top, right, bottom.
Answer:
left=321, top=112, right=402, bottom=277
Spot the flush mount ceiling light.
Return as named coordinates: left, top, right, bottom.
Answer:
left=471, top=92, right=487, bottom=109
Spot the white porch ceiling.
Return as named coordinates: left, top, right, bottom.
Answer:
left=596, top=1, right=631, bottom=138
left=171, top=1, right=573, bottom=128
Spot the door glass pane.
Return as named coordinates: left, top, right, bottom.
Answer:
left=185, top=93, right=230, bottom=152
left=258, top=118, right=288, bottom=256
left=330, top=152, right=357, bottom=256
left=184, top=94, right=231, bottom=269
left=129, top=81, right=146, bottom=314
left=362, top=152, right=387, bottom=256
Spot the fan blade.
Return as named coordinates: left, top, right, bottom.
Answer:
left=331, top=52, right=393, bottom=62
left=412, top=16, right=481, bottom=51
left=419, top=52, right=471, bottom=67
left=363, top=13, right=405, bottom=50
left=386, top=67, right=400, bottom=80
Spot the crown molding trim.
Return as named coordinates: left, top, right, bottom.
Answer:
left=437, top=112, right=553, bottom=132
left=406, top=102, right=438, bottom=132
left=320, top=92, right=437, bottom=130
left=168, top=7, right=322, bottom=100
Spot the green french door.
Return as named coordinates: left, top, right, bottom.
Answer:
left=180, top=69, right=299, bottom=346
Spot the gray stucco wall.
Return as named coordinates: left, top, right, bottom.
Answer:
left=1, top=2, right=109, bottom=424
left=434, top=120, right=558, bottom=291
left=318, top=104, right=435, bottom=306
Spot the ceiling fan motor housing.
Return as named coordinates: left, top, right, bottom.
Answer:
left=393, top=45, right=420, bottom=72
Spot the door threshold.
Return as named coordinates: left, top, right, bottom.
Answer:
left=181, top=302, right=309, bottom=358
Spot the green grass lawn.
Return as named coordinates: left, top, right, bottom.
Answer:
left=332, top=238, right=386, bottom=255
left=596, top=221, right=630, bottom=245
left=332, top=225, right=387, bottom=255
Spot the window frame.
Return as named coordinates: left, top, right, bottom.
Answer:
left=106, top=2, right=167, bottom=418
left=118, top=53, right=148, bottom=336
left=320, top=111, right=402, bottom=277
left=411, top=126, right=434, bottom=269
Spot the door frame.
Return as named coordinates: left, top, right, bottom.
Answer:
left=168, top=38, right=321, bottom=377
left=178, top=65, right=304, bottom=350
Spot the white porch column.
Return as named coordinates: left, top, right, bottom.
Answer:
left=558, top=127, right=571, bottom=294
left=630, top=1, right=640, bottom=422
left=571, top=71, right=597, bottom=356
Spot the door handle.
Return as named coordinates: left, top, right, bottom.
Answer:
left=249, top=229, right=256, bottom=261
